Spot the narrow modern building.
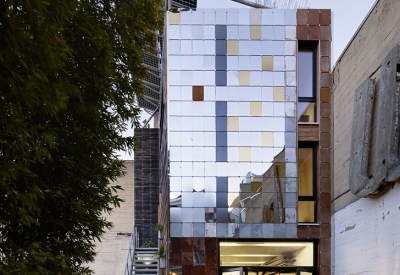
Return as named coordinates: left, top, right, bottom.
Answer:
left=157, top=6, right=332, bottom=275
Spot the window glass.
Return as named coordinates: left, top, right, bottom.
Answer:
left=298, top=51, right=314, bottom=98
left=298, top=148, right=314, bottom=196
left=298, top=201, right=316, bottom=223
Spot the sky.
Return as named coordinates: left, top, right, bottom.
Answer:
left=118, top=0, right=377, bottom=160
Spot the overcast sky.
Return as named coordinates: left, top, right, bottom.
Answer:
left=119, top=0, right=377, bottom=159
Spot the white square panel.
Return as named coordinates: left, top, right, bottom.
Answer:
left=205, top=177, right=216, bottom=192
left=205, top=192, right=216, bottom=207
left=273, top=26, right=285, bottom=40
left=180, top=71, right=192, bottom=85
left=193, top=40, right=204, bottom=55
left=204, top=56, right=215, bottom=70
left=250, top=71, right=262, bottom=86
left=261, top=71, right=274, bottom=86
left=193, top=162, right=205, bottom=177
left=181, top=162, right=192, bottom=177
left=192, top=56, right=203, bottom=71
left=181, top=132, right=193, bottom=146
left=251, top=132, right=262, bottom=147
left=227, top=9, right=239, bottom=24
left=181, top=101, right=193, bottom=116
left=169, top=116, right=181, bottom=130
left=239, top=117, right=252, bottom=131
left=170, top=146, right=181, bottom=162
left=238, top=101, right=250, bottom=116
left=192, top=25, right=204, bottom=39
left=227, top=25, right=239, bottom=39
left=285, top=9, right=297, bottom=25
left=169, top=132, right=181, bottom=146
left=262, top=26, right=273, bottom=40
left=263, top=148, right=274, bottom=163
left=216, top=162, right=228, bottom=176
left=181, top=146, right=193, bottom=161
left=228, top=132, right=239, bottom=146
left=170, top=208, right=181, bottom=222
left=228, top=177, right=241, bottom=191
left=262, top=9, right=274, bottom=25
left=251, top=147, right=263, bottom=162
left=227, top=87, right=239, bottom=101
left=204, top=10, right=216, bottom=25
left=216, top=9, right=227, bottom=24
left=169, top=102, right=181, bottom=116
left=250, top=56, right=262, bottom=71
left=204, top=146, right=216, bottom=161
left=251, top=162, right=263, bottom=173
left=239, top=40, right=251, bottom=55
left=192, top=10, right=204, bottom=25
left=181, top=117, right=192, bottom=131
left=262, top=87, right=273, bottom=101
left=248, top=87, right=261, bottom=101
left=273, top=72, right=284, bottom=86
left=250, top=117, right=262, bottom=131
left=205, top=161, right=216, bottom=176
left=228, top=147, right=239, bottom=162
left=238, top=26, right=250, bottom=39
left=193, top=71, right=204, bottom=85
left=168, top=71, right=180, bottom=85
left=285, top=102, right=296, bottom=117
left=261, top=117, right=274, bottom=131
left=250, top=41, right=262, bottom=56
left=273, top=56, right=285, bottom=71
left=192, top=102, right=204, bottom=117
left=193, top=208, right=205, bottom=221
left=238, top=56, right=251, bottom=70
left=180, top=56, right=192, bottom=70
left=181, top=86, right=192, bottom=101
left=181, top=40, right=192, bottom=55
left=262, top=102, right=273, bottom=117
left=204, top=132, right=216, bottom=146
left=181, top=11, right=192, bottom=25
left=204, top=71, right=215, bottom=86
left=274, top=102, right=285, bottom=117
left=182, top=208, right=193, bottom=221
left=192, top=131, right=205, bottom=146
left=273, top=41, right=285, bottom=55
left=181, top=25, right=192, bottom=39
left=169, top=25, right=180, bottom=39
left=216, top=86, right=228, bottom=101
left=274, top=132, right=285, bottom=147
left=227, top=71, right=239, bottom=86
left=193, top=147, right=205, bottom=161
left=204, top=117, right=215, bottom=131
left=169, top=86, right=180, bottom=100
left=238, top=162, right=251, bottom=177
left=273, top=9, right=284, bottom=25
left=193, top=117, right=204, bottom=131
left=261, top=41, right=274, bottom=55
left=238, top=9, right=250, bottom=25
left=182, top=223, right=193, bottom=237
left=239, top=132, right=252, bottom=146
left=170, top=177, right=181, bottom=192
left=273, top=117, right=285, bottom=131
left=227, top=56, right=239, bottom=71
left=203, top=102, right=215, bottom=116
left=170, top=162, right=182, bottom=177
left=203, top=40, right=216, bottom=55
left=169, top=40, right=181, bottom=55
left=204, top=86, right=215, bottom=101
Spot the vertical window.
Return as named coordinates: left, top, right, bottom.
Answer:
left=298, top=145, right=317, bottom=223
left=298, top=46, right=316, bottom=122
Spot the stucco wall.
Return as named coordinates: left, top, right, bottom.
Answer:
left=88, top=160, right=135, bottom=275
left=332, top=0, right=400, bottom=212
left=332, top=0, right=400, bottom=274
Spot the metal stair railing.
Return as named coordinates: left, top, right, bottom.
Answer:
left=123, top=226, right=137, bottom=275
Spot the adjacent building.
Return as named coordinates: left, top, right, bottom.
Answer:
left=157, top=6, right=332, bottom=275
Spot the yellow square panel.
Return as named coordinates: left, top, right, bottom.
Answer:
left=238, top=71, right=250, bottom=86
left=262, top=132, right=274, bottom=147
left=250, top=26, right=262, bottom=40
left=250, top=102, right=262, bottom=117
left=274, top=87, right=285, bottom=102
left=239, top=147, right=251, bottom=162
left=262, top=56, right=274, bottom=71
left=228, top=117, right=239, bottom=131
left=169, top=12, right=180, bottom=25
left=227, top=40, right=239, bottom=56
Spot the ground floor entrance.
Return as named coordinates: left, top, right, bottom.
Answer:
left=221, top=267, right=313, bottom=275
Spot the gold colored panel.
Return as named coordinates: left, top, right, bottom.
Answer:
left=227, top=40, right=239, bottom=56
left=262, top=132, right=273, bottom=147
left=238, top=71, right=250, bottom=86
left=273, top=87, right=285, bottom=102
left=262, top=56, right=274, bottom=71
left=228, top=117, right=239, bottom=131
left=298, top=201, right=316, bottom=223
left=169, top=12, right=180, bottom=25
left=250, top=102, right=262, bottom=117
left=298, top=148, right=314, bottom=196
left=250, top=26, right=262, bottom=40
left=239, top=147, right=251, bottom=162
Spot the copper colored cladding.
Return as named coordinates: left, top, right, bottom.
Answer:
left=320, top=9, right=331, bottom=26
left=320, top=88, right=331, bottom=102
left=320, top=103, right=331, bottom=118
left=192, top=86, right=204, bottom=101
left=320, top=41, right=331, bottom=56
left=320, top=56, right=331, bottom=72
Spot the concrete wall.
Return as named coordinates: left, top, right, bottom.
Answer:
left=88, top=160, right=135, bottom=275
left=332, top=0, right=400, bottom=273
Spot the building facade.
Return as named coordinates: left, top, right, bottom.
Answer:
left=158, top=7, right=332, bottom=275
left=331, top=0, right=400, bottom=274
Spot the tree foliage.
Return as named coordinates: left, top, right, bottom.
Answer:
left=0, top=0, right=163, bottom=274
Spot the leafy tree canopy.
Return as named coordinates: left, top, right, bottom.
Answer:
left=0, top=0, right=163, bottom=274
